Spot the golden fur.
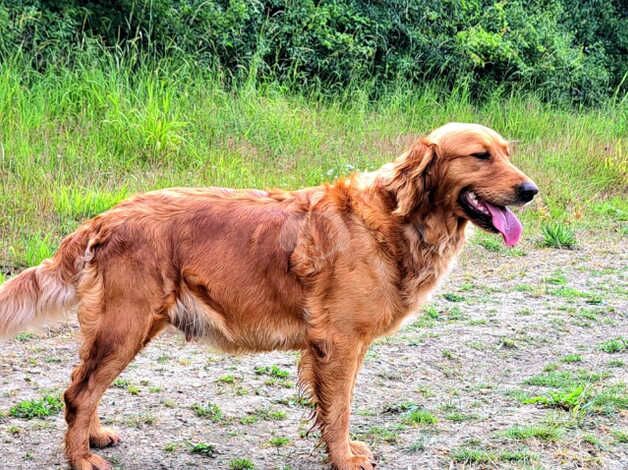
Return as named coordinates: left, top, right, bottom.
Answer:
left=0, top=123, right=536, bottom=469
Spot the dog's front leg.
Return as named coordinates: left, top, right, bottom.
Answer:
left=300, top=336, right=374, bottom=470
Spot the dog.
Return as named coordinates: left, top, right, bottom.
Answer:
left=0, top=122, right=538, bottom=469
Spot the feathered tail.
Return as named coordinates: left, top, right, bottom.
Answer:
left=0, top=228, right=90, bottom=337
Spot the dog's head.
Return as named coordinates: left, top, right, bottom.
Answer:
left=388, top=122, right=538, bottom=246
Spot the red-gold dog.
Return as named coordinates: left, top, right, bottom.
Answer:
left=0, top=123, right=537, bottom=469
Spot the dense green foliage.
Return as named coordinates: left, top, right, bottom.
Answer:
left=1, top=0, right=626, bottom=105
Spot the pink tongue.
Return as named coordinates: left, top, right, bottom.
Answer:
left=484, top=202, right=523, bottom=247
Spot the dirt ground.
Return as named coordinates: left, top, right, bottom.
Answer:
left=1, top=231, right=626, bottom=469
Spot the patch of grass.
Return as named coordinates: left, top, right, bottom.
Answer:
left=357, top=425, right=401, bottom=444
left=246, top=407, right=287, bottom=422
left=192, top=402, right=223, bottom=422
left=519, top=385, right=588, bottom=410
left=598, top=337, right=626, bottom=353
left=524, top=369, right=605, bottom=388
left=229, top=458, right=255, bottom=470
left=612, top=429, right=628, bottom=444
left=541, top=222, right=576, bottom=249
left=562, top=354, right=583, bottom=363
left=53, top=187, right=128, bottom=221
left=383, top=401, right=419, bottom=414
left=607, top=359, right=624, bottom=368
left=9, top=395, right=63, bottom=419
left=126, top=385, right=140, bottom=395
left=499, top=448, right=538, bottom=463
left=475, top=233, right=503, bottom=252
left=443, top=293, right=465, bottom=302
left=254, top=365, right=290, bottom=378
left=268, top=436, right=290, bottom=447
left=502, top=424, right=562, bottom=441
left=402, top=408, right=437, bottom=426
left=189, top=442, right=216, bottom=457
left=445, top=412, right=476, bottom=422
left=124, top=413, right=156, bottom=428
left=113, top=378, right=130, bottom=389
left=451, top=446, right=537, bottom=464
left=15, top=332, right=36, bottom=342
left=217, top=374, right=236, bottom=384
left=585, top=383, right=627, bottom=415
left=163, top=443, right=177, bottom=452
left=451, top=447, right=495, bottom=464
left=9, top=234, right=56, bottom=267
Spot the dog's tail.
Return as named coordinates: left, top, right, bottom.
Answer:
left=0, top=227, right=91, bottom=337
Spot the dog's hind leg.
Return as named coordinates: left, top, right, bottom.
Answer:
left=63, top=271, right=163, bottom=470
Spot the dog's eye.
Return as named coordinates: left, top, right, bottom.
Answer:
left=471, top=151, right=491, bottom=160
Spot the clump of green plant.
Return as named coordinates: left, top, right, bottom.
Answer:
left=9, top=395, right=63, bottom=419
left=502, top=424, right=562, bottom=441
left=229, top=458, right=255, bottom=470
left=598, top=337, right=626, bottom=353
left=562, top=354, right=583, bottom=363
left=402, top=408, right=437, bottom=426
left=541, top=223, right=576, bottom=249
left=268, top=436, right=290, bottom=447
left=192, top=402, right=223, bottom=422
left=254, top=365, right=290, bottom=378
left=189, top=442, right=216, bottom=457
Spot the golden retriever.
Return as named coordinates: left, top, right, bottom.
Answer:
left=0, top=123, right=537, bottom=470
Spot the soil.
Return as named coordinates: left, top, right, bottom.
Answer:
left=1, top=232, right=626, bottom=469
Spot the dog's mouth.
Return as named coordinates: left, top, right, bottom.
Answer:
left=458, top=189, right=522, bottom=247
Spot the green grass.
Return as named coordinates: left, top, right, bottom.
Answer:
left=0, top=53, right=625, bottom=266
left=192, top=402, right=223, bottom=422
left=9, top=395, right=63, bottom=419
left=598, top=337, right=626, bottom=353
left=451, top=447, right=538, bottom=464
left=502, top=424, right=562, bottom=441
left=229, top=458, right=255, bottom=470
left=402, top=408, right=437, bottom=426
left=561, top=354, right=583, bottom=363
left=541, top=222, right=576, bottom=249
left=268, top=436, right=290, bottom=447
left=189, top=442, right=216, bottom=457
left=254, top=365, right=290, bottom=379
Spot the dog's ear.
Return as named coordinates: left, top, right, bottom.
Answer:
left=387, top=139, right=436, bottom=218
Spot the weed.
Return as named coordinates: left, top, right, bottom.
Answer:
left=254, top=365, right=290, bottom=378
left=612, top=429, right=628, bottom=444
left=562, top=354, right=583, bottom=363
left=192, top=402, right=223, bottom=422
left=230, top=458, right=255, bottom=470
left=402, top=409, right=437, bottom=426
left=541, top=223, right=576, bottom=249
left=443, top=293, right=465, bottom=302
left=189, top=442, right=216, bottom=457
left=217, top=374, right=236, bottom=384
left=598, top=337, right=626, bottom=353
left=163, top=443, right=177, bottom=452
left=9, top=395, right=63, bottom=419
left=502, top=424, right=562, bottom=441
left=15, top=332, right=36, bottom=342
left=451, top=447, right=494, bottom=464
left=607, top=359, right=624, bottom=368
left=268, top=436, right=290, bottom=447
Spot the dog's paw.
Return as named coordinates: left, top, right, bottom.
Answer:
left=332, top=453, right=376, bottom=470
left=72, top=453, right=113, bottom=470
left=89, top=427, right=121, bottom=448
left=349, top=440, right=374, bottom=459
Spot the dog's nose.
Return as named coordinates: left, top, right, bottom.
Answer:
left=517, top=181, right=539, bottom=203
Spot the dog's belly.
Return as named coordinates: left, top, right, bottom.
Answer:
left=167, top=289, right=307, bottom=353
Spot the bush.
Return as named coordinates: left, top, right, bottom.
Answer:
left=0, top=1, right=624, bottom=105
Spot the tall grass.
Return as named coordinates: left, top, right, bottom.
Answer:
left=0, top=54, right=625, bottom=266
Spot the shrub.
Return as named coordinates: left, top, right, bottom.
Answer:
left=0, top=1, right=624, bottom=105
